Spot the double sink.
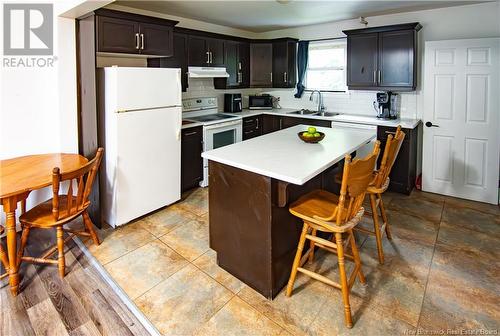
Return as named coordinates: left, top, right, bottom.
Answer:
left=288, top=109, right=340, bottom=117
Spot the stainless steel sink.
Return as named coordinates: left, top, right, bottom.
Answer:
left=289, top=109, right=316, bottom=115
left=312, top=112, right=340, bottom=117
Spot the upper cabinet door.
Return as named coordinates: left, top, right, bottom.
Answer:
left=139, top=22, right=173, bottom=56
left=97, top=16, right=140, bottom=54
left=224, top=41, right=239, bottom=87
left=239, top=42, right=250, bottom=87
left=188, top=36, right=209, bottom=66
left=250, top=43, right=273, bottom=87
left=272, top=41, right=288, bottom=88
left=378, top=30, right=415, bottom=88
left=272, top=40, right=297, bottom=88
left=346, top=33, right=378, bottom=87
left=207, top=38, right=225, bottom=66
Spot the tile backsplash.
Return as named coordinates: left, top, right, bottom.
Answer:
left=263, top=89, right=418, bottom=119
left=182, top=78, right=262, bottom=110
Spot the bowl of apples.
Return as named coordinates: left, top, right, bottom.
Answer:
left=298, top=127, right=325, bottom=143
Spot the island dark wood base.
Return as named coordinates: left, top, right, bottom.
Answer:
left=208, top=161, right=339, bottom=299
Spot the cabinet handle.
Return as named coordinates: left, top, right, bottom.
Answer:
left=270, top=72, right=273, bottom=83
left=256, top=118, right=259, bottom=129
left=284, top=72, right=287, bottom=83
left=206, top=51, right=210, bottom=64
left=140, top=33, right=144, bottom=50
left=244, top=119, right=253, bottom=123
left=135, top=33, right=140, bottom=49
left=184, top=131, right=198, bottom=136
left=279, top=118, right=282, bottom=129
left=378, top=70, right=381, bottom=84
left=210, top=51, right=213, bottom=64
left=373, top=70, right=377, bottom=84
left=238, top=62, right=242, bottom=71
left=244, top=130, right=254, bottom=134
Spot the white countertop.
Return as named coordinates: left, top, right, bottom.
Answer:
left=225, top=108, right=421, bottom=129
left=202, top=125, right=376, bottom=185
left=182, top=108, right=421, bottom=129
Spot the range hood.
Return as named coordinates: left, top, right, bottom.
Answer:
left=188, top=66, right=229, bottom=78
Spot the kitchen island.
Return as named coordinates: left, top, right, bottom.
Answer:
left=202, top=125, right=376, bottom=299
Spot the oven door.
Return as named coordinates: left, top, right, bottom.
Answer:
left=204, top=119, right=243, bottom=151
left=201, top=119, right=243, bottom=187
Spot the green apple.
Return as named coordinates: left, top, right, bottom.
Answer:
left=313, top=132, right=321, bottom=137
left=307, top=127, right=317, bottom=134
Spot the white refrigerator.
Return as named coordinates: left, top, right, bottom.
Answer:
left=98, top=67, right=182, bottom=227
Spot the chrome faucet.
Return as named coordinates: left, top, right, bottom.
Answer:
left=309, top=90, right=325, bottom=113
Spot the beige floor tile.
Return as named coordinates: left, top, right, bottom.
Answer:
left=177, top=187, right=209, bottom=216
left=443, top=195, right=500, bottom=216
left=441, top=203, right=500, bottom=238
left=134, top=264, right=233, bottom=336
left=194, top=296, right=284, bottom=336
left=307, top=288, right=415, bottom=335
left=86, top=221, right=156, bottom=265
left=104, top=239, right=188, bottom=299
left=237, top=273, right=335, bottom=336
left=139, top=204, right=197, bottom=237
left=387, top=192, right=444, bottom=223
left=193, top=249, right=245, bottom=294
left=160, top=217, right=209, bottom=262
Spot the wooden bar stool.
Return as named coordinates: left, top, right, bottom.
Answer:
left=358, top=126, right=405, bottom=264
left=17, top=148, right=103, bottom=278
left=287, top=142, right=381, bottom=328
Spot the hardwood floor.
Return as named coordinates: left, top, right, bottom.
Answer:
left=0, top=227, right=152, bottom=336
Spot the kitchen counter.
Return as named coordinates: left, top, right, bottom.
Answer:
left=225, top=108, right=421, bottom=129
left=182, top=107, right=420, bottom=130
left=202, top=125, right=375, bottom=185
left=206, top=125, right=376, bottom=299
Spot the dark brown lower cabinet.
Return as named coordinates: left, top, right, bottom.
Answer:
left=281, top=117, right=331, bottom=129
left=377, top=124, right=420, bottom=194
left=181, top=127, right=203, bottom=192
left=242, top=115, right=263, bottom=140
left=262, top=114, right=331, bottom=135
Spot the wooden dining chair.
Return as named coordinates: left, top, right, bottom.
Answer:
left=359, top=126, right=405, bottom=264
left=287, top=142, right=381, bottom=328
left=0, top=225, right=9, bottom=280
left=17, top=148, right=103, bottom=278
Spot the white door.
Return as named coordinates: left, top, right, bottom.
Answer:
left=422, top=38, right=500, bottom=204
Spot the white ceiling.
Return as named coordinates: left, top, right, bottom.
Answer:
left=115, top=0, right=485, bottom=32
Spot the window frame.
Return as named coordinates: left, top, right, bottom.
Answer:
left=304, top=38, right=348, bottom=93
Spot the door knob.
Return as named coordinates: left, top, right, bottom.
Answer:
left=425, top=121, right=439, bottom=128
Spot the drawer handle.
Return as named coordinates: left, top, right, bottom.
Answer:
left=244, top=130, right=253, bottom=134
left=244, top=119, right=253, bottom=123
left=184, top=131, right=198, bottom=136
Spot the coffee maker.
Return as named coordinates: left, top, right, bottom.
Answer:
left=374, top=92, right=399, bottom=119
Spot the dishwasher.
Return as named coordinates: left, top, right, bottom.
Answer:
left=331, top=121, right=377, bottom=159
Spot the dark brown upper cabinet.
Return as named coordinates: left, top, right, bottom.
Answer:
left=187, top=36, right=224, bottom=67
left=147, top=32, right=188, bottom=92
left=343, top=22, right=421, bottom=91
left=95, top=9, right=177, bottom=57
left=214, top=40, right=250, bottom=89
left=272, top=39, right=297, bottom=88
left=250, top=43, right=273, bottom=87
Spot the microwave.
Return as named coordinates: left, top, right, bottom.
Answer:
left=248, top=95, right=273, bottom=110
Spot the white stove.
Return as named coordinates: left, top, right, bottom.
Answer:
left=182, top=97, right=242, bottom=187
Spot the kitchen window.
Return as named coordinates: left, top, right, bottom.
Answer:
left=305, top=39, right=347, bottom=92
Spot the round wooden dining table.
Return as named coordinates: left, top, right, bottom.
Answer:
left=0, top=153, right=88, bottom=296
